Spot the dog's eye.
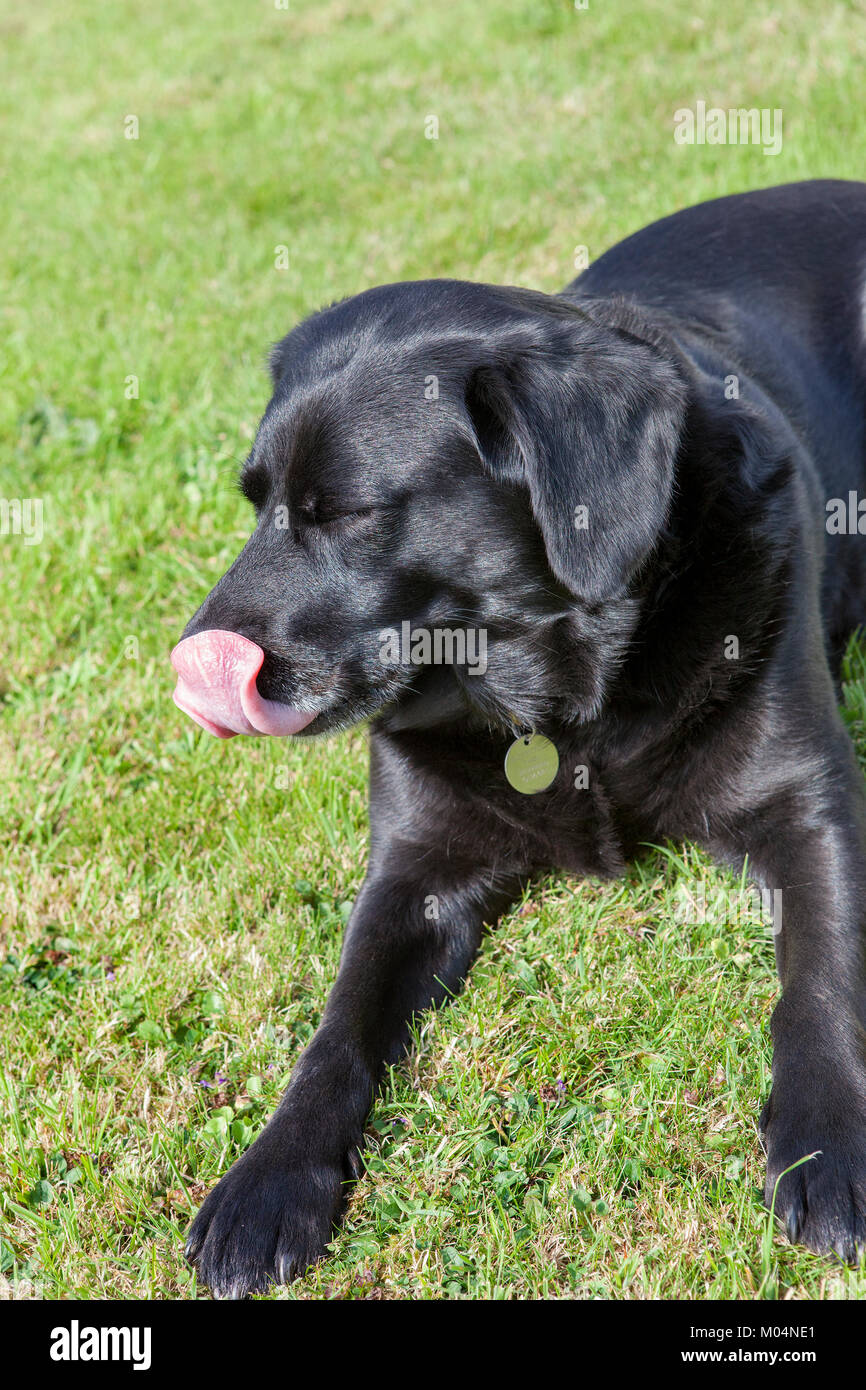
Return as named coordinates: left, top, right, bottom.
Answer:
left=297, top=503, right=377, bottom=528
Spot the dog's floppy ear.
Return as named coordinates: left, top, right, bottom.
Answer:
left=465, top=318, right=687, bottom=602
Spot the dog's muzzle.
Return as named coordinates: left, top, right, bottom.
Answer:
left=170, top=629, right=316, bottom=738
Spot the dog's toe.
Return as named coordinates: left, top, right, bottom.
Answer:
left=185, top=1142, right=348, bottom=1298
left=766, top=1141, right=866, bottom=1265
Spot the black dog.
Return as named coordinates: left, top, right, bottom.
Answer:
left=171, top=179, right=866, bottom=1297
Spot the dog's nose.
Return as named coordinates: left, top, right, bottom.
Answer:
left=170, top=629, right=316, bottom=738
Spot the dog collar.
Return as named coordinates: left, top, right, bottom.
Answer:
left=504, top=730, right=559, bottom=794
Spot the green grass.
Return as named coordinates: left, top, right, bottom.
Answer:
left=2, top=0, right=866, bottom=1300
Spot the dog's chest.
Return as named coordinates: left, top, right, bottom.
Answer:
left=380, top=728, right=650, bottom=878
left=511, top=772, right=629, bottom=878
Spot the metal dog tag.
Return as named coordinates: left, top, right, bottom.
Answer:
left=504, top=733, right=559, bottom=794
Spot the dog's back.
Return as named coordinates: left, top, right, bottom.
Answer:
left=573, top=179, right=866, bottom=661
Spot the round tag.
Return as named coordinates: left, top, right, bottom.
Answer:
left=504, top=733, right=559, bottom=794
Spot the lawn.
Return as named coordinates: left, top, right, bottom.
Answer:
left=2, top=0, right=866, bottom=1300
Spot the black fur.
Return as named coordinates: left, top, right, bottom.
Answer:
left=179, top=180, right=866, bottom=1296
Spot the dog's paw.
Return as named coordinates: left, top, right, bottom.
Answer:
left=185, top=1139, right=353, bottom=1298
left=761, top=1099, right=866, bottom=1264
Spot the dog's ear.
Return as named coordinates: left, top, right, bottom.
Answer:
left=465, top=320, right=687, bottom=602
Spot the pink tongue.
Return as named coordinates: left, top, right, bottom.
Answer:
left=170, top=630, right=316, bottom=738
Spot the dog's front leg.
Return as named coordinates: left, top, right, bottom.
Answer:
left=185, top=861, right=518, bottom=1297
left=717, top=750, right=866, bottom=1261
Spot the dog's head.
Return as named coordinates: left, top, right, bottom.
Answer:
left=171, top=281, right=686, bottom=740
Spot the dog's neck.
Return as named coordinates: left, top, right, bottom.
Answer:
left=377, top=666, right=475, bottom=733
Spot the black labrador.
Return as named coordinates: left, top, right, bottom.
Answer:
left=171, top=179, right=866, bottom=1297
